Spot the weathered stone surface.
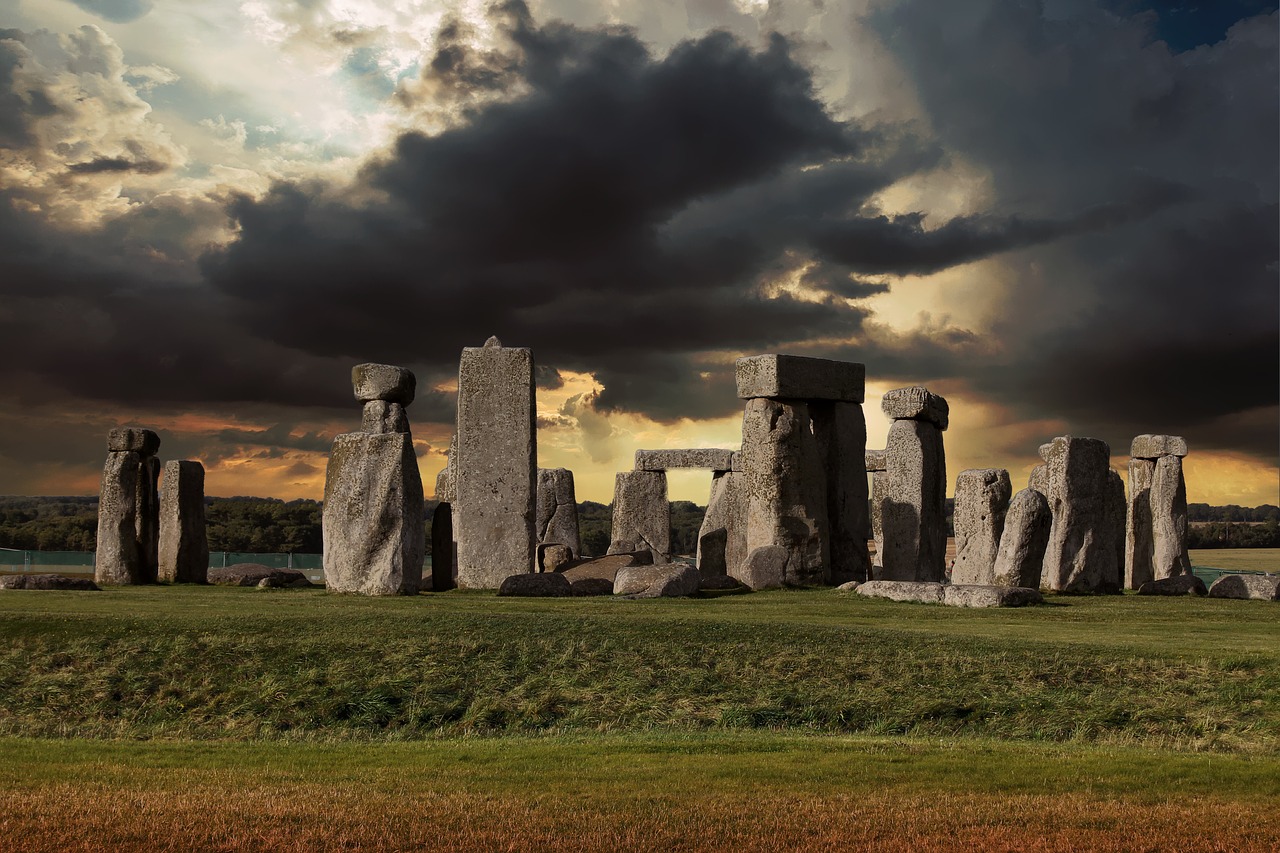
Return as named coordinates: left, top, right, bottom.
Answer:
left=836, top=580, right=861, bottom=591
left=608, top=470, right=670, bottom=562
left=739, top=398, right=829, bottom=586
left=1207, top=574, right=1280, bottom=601
left=992, top=488, right=1051, bottom=588
left=699, top=573, right=745, bottom=591
left=879, top=418, right=947, bottom=582
left=1130, top=434, right=1188, bottom=459
left=1106, top=468, right=1127, bottom=588
left=135, top=454, right=161, bottom=584
left=323, top=432, right=424, bottom=595
left=536, top=468, right=581, bottom=558
left=812, top=400, right=871, bottom=583
left=951, top=468, right=1012, bottom=586
left=736, top=545, right=789, bottom=590
left=107, top=427, right=160, bottom=455
left=560, top=554, right=643, bottom=587
left=435, top=434, right=457, bottom=502
left=0, top=574, right=100, bottom=591
left=352, top=363, right=416, bottom=404
left=864, top=449, right=886, bottom=472
left=943, top=584, right=1043, bottom=608
left=1138, top=574, right=1208, bottom=596
left=95, top=451, right=141, bottom=585
left=614, top=563, right=701, bottom=597
left=870, top=470, right=888, bottom=572
left=430, top=503, right=455, bottom=591
left=1028, top=464, right=1048, bottom=493
left=208, top=564, right=311, bottom=587
left=1125, top=458, right=1156, bottom=590
left=1039, top=436, right=1121, bottom=593
left=570, top=577, right=615, bottom=596
left=634, top=448, right=736, bottom=471
left=880, top=386, right=949, bottom=430
left=855, top=580, right=945, bottom=604
left=1151, top=455, right=1191, bottom=580
left=158, top=460, right=208, bottom=584
left=696, top=471, right=747, bottom=577
left=361, top=400, right=410, bottom=435
left=538, top=544, right=574, bottom=573
left=498, top=572, right=571, bottom=597
left=456, top=342, right=536, bottom=588
left=735, top=354, right=865, bottom=402
left=730, top=452, right=743, bottom=472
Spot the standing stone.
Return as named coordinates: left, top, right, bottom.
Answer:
left=608, top=470, right=670, bottom=562
left=95, top=450, right=141, bottom=585
left=1150, top=455, right=1191, bottom=579
left=991, top=488, right=1052, bottom=588
left=879, top=388, right=948, bottom=583
left=811, top=401, right=871, bottom=583
left=430, top=503, right=455, bottom=591
left=455, top=338, right=537, bottom=588
left=696, top=470, right=747, bottom=577
left=951, top=469, right=1012, bottom=586
left=435, top=434, right=458, bottom=503
left=1130, top=434, right=1188, bottom=459
left=158, top=461, right=208, bottom=583
left=739, top=397, right=829, bottom=586
left=134, top=454, right=161, bottom=584
left=1038, top=436, right=1120, bottom=593
left=866, top=450, right=887, bottom=572
left=323, top=432, right=424, bottom=595
left=1106, top=469, right=1126, bottom=583
left=536, top=468, right=581, bottom=557
left=1125, top=458, right=1156, bottom=590
left=362, top=400, right=410, bottom=435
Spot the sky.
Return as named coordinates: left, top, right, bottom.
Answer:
left=0, top=0, right=1276, bottom=507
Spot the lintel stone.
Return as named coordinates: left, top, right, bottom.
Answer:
left=880, top=386, right=949, bottom=430
left=735, top=354, right=865, bottom=403
left=1130, top=434, right=1188, bottom=459
left=634, top=448, right=736, bottom=471
left=352, top=363, right=416, bottom=405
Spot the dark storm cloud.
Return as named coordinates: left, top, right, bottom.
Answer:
left=68, top=1, right=154, bottom=25
left=66, top=155, right=169, bottom=174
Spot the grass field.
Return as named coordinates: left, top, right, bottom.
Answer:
left=1190, top=548, right=1280, bottom=572
left=0, top=585, right=1276, bottom=850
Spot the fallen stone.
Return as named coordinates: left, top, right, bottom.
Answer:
left=943, top=584, right=1043, bottom=608
left=107, top=427, right=160, bottom=455
left=456, top=341, right=537, bottom=588
left=536, top=468, right=581, bottom=558
left=614, top=563, right=701, bottom=597
left=1207, top=574, right=1280, bottom=601
left=1038, top=436, right=1120, bottom=593
left=880, top=386, right=949, bottom=430
left=560, top=554, right=644, bottom=587
left=95, top=450, right=142, bottom=585
left=855, top=580, right=945, bottom=604
left=864, top=449, right=886, bottom=472
left=1150, top=455, right=1191, bottom=580
left=836, top=580, right=860, bottom=591
left=696, top=471, right=746, bottom=578
left=992, top=488, right=1051, bottom=588
left=158, top=460, right=208, bottom=584
left=634, top=448, right=736, bottom=471
left=736, top=545, right=790, bottom=590
left=352, top=363, right=416, bottom=404
left=208, top=564, right=312, bottom=587
left=880, top=417, right=947, bottom=583
left=0, top=574, right=100, bottom=591
left=361, top=400, right=410, bottom=435
left=538, top=543, right=574, bottom=573
left=1137, top=574, right=1208, bottom=596
left=811, top=399, right=871, bottom=584
left=951, top=468, right=1012, bottom=586
left=323, top=432, right=424, bottom=596
left=607, top=470, right=670, bottom=562
left=1130, top=434, right=1188, bottom=460
left=1125, top=457, right=1156, bottom=590
left=699, top=573, right=746, bottom=591
left=570, top=577, right=615, bottom=596
left=740, top=398, right=829, bottom=586
left=735, top=354, right=865, bottom=402
left=498, top=572, right=572, bottom=597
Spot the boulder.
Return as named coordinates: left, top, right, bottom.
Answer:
left=570, top=577, right=615, bottom=596
left=854, top=580, right=945, bottom=604
left=1137, top=574, right=1208, bottom=596
left=943, top=584, right=1043, bottom=608
left=351, top=363, right=416, bottom=404
left=538, top=543, right=574, bottom=573
left=991, top=488, right=1051, bottom=588
left=498, top=572, right=572, bottom=597
left=699, top=573, right=746, bottom=591
left=1207, top=574, right=1280, bottom=601
left=951, top=468, right=1012, bottom=586
left=880, top=386, right=949, bottom=430
left=835, top=580, right=860, bottom=591
left=0, top=574, right=100, bottom=591
left=736, top=545, right=789, bottom=590
left=560, top=554, right=644, bottom=587
left=614, top=563, right=701, bottom=598
left=208, top=564, right=312, bottom=587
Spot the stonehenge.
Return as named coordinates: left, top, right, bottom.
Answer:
left=536, top=468, right=581, bottom=560
left=878, top=387, right=948, bottom=583
left=1125, top=435, right=1191, bottom=589
left=951, top=468, right=1012, bottom=586
left=95, top=428, right=162, bottom=585
left=322, top=362, right=425, bottom=595
left=158, top=460, right=209, bottom=584
left=865, top=449, right=887, bottom=572
left=608, top=470, right=671, bottom=561
left=1037, top=436, right=1122, bottom=593
left=991, top=488, right=1052, bottom=588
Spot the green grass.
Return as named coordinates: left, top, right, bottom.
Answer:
left=1191, top=548, right=1280, bottom=573
left=0, top=585, right=1276, bottom=750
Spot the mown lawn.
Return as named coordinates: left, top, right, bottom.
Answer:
left=1190, top=548, right=1280, bottom=573
left=0, top=585, right=1276, bottom=850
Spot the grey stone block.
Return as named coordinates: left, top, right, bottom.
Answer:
left=951, top=468, right=1012, bottom=586
left=536, top=468, right=581, bottom=558
left=854, top=580, right=945, bottom=603
left=361, top=400, right=410, bottom=435
left=352, top=363, right=416, bottom=404
left=864, top=449, right=886, bottom=472
left=943, top=584, right=1043, bottom=608
left=1130, top=434, right=1188, bottom=459
left=634, top=448, right=736, bottom=471
left=812, top=400, right=871, bottom=583
left=1151, top=455, right=1191, bottom=580
left=735, top=354, right=865, bottom=402
left=992, top=488, right=1051, bottom=588
left=158, top=460, right=208, bottom=584
left=1125, top=458, right=1156, bottom=590
left=880, top=386, right=949, bottom=430
left=1038, top=436, right=1121, bottom=593
left=736, top=545, right=789, bottom=590
left=614, top=563, right=701, bottom=597
left=879, top=418, right=947, bottom=582
left=608, top=470, right=670, bottom=562
left=1207, top=574, right=1280, bottom=601
left=1137, top=575, right=1207, bottom=596
left=498, top=572, right=572, bottom=597
left=107, top=427, right=160, bottom=455
left=696, top=470, right=746, bottom=577
left=95, top=451, right=141, bottom=585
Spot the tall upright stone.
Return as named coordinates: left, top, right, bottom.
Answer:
left=323, top=363, right=425, bottom=595
left=608, top=470, right=670, bottom=561
left=992, top=488, right=1052, bottom=588
left=1106, top=469, right=1126, bottom=582
left=811, top=401, right=871, bottom=583
left=1038, top=436, right=1120, bottom=593
left=879, top=387, right=948, bottom=583
left=1125, top=457, right=1156, bottom=589
left=431, top=435, right=458, bottom=592
left=697, top=469, right=747, bottom=577
left=95, top=427, right=161, bottom=585
left=865, top=450, right=887, bottom=572
left=1150, top=454, right=1191, bottom=579
left=536, top=468, right=581, bottom=558
left=158, top=460, right=208, bottom=583
left=951, top=468, right=1012, bottom=586
left=455, top=338, right=537, bottom=588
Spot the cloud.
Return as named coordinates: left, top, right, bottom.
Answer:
left=68, top=1, right=155, bottom=25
